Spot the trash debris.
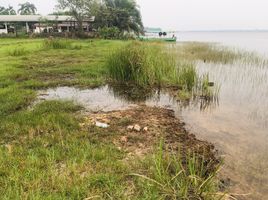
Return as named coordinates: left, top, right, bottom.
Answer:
left=95, top=121, right=109, bottom=128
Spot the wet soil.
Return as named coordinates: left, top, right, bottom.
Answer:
left=79, top=105, right=219, bottom=174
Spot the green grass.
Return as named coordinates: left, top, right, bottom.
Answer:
left=0, top=38, right=233, bottom=199
left=42, top=38, right=72, bottom=49
left=8, top=47, right=28, bottom=56
left=132, top=141, right=222, bottom=199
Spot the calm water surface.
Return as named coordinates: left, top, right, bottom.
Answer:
left=38, top=32, right=268, bottom=200
left=179, top=31, right=268, bottom=199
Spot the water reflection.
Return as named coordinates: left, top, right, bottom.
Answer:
left=107, top=83, right=160, bottom=103
left=180, top=60, right=268, bottom=199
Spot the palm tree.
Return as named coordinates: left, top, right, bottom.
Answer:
left=6, top=6, right=16, bottom=15
left=18, top=2, right=37, bottom=15
left=0, top=6, right=16, bottom=15
left=102, top=0, right=144, bottom=34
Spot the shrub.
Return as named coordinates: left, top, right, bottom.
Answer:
left=99, top=27, right=120, bottom=39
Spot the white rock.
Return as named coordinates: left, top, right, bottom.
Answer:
left=95, top=121, right=109, bottom=128
left=143, top=127, right=148, bottom=131
left=134, top=124, right=141, bottom=132
left=127, top=125, right=134, bottom=130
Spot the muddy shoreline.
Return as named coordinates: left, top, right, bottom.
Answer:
left=79, top=105, right=220, bottom=177
left=37, top=85, right=221, bottom=176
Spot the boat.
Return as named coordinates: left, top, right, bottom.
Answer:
left=138, top=27, right=177, bottom=42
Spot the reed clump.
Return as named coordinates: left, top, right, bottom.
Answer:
left=107, top=41, right=197, bottom=90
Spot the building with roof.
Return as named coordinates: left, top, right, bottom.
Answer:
left=0, top=15, right=95, bottom=34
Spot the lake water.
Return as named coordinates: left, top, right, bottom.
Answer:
left=38, top=31, right=268, bottom=200
left=179, top=31, right=268, bottom=199
left=179, top=31, right=268, bottom=56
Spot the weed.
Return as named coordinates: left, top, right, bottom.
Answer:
left=8, top=47, right=28, bottom=56
left=42, top=38, right=72, bottom=49
left=132, top=141, right=223, bottom=199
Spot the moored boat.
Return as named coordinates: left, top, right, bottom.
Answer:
left=138, top=27, right=177, bottom=42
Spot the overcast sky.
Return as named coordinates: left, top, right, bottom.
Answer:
left=2, top=0, right=268, bottom=31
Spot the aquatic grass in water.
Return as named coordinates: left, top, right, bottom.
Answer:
left=107, top=42, right=197, bottom=89
left=177, top=42, right=242, bottom=64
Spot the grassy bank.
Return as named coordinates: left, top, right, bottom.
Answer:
left=0, top=38, right=231, bottom=199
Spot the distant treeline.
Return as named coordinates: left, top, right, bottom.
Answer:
left=1, top=0, right=144, bottom=37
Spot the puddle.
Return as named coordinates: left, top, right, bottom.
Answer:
left=37, top=59, right=268, bottom=199
left=38, top=86, right=136, bottom=112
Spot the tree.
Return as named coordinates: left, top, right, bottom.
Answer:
left=57, top=0, right=94, bottom=32
left=56, top=0, right=143, bottom=35
left=95, top=0, right=143, bottom=34
left=18, top=2, right=37, bottom=15
left=0, top=5, right=16, bottom=15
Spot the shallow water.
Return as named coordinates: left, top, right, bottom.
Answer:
left=38, top=86, right=136, bottom=112
left=179, top=31, right=268, bottom=56
left=182, top=62, right=268, bottom=199
left=178, top=32, right=268, bottom=199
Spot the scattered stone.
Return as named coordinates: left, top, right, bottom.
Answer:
left=127, top=125, right=134, bottom=130
left=95, top=121, right=109, bottom=128
left=120, top=136, right=128, bottom=143
left=143, top=127, right=148, bottom=132
left=134, top=124, right=141, bottom=132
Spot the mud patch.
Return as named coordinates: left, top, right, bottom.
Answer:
left=80, top=105, right=218, bottom=171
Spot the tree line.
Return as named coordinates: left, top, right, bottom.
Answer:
left=1, top=0, right=144, bottom=35
left=0, top=2, right=37, bottom=15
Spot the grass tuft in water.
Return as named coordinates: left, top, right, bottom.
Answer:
left=196, top=74, right=220, bottom=101
left=177, top=42, right=242, bottom=64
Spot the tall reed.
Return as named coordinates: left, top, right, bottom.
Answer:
left=107, top=42, right=197, bottom=90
